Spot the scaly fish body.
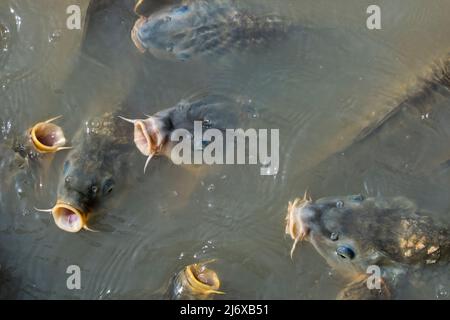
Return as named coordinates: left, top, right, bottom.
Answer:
left=132, top=0, right=291, bottom=60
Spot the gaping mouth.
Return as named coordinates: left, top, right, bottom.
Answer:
left=134, top=120, right=154, bottom=156
left=131, top=17, right=147, bottom=53
left=285, top=192, right=312, bottom=258
left=51, top=202, right=87, bottom=233
left=29, top=116, right=70, bottom=153
left=182, top=260, right=225, bottom=296
left=119, top=115, right=166, bottom=173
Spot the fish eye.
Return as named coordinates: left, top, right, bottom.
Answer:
left=102, top=179, right=115, bottom=195
left=336, top=200, right=344, bottom=208
left=336, top=245, right=355, bottom=260
left=350, top=194, right=364, bottom=202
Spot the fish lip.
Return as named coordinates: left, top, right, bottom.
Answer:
left=29, top=121, right=66, bottom=153
left=51, top=201, right=87, bottom=233
left=285, top=194, right=314, bottom=257
left=285, top=197, right=312, bottom=240
left=183, top=261, right=224, bottom=295
left=131, top=17, right=147, bottom=53
left=134, top=119, right=154, bottom=156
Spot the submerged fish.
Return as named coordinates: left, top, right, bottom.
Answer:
left=1, top=0, right=117, bottom=196
left=120, top=94, right=239, bottom=172
left=285, top=194, right=449, bottom=299
left=299, top=56, right=450, bottom=204
left=131, top=0, right=291, bottom=60
left=169, top=260, right=224, bottom=299
left=36, top=111, right=134, bottom=232
left=39, top=94, right=240, bottom=232
left=0, top=0, right=100, bottom=91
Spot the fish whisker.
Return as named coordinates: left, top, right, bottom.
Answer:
left=118, top=115, right=138, bottom=124
left=44, top=115, right=63, bottom=123
left=34, top=207, right=53, bottom=214
left=143, top=154, right=154, bottom=174
left=83, top=225, right=99, bottom=232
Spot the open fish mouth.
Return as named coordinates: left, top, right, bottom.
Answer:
left=118, top=116, right=165, bottom=173
left=131, top=17, right=147, bottom=53
left=29, top=116, right=70, bottom=153
left=35, top=201, right=97, bottom=233
left=285, top=191, right=312, bottom=258
left=182, top=260, right=225, bottom=296
left=133, top=119, right=154, bottom=156
left=51, top=202, right=88, bottom=233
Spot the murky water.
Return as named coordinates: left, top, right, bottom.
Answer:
left=0, top=0, right=449, bottom=299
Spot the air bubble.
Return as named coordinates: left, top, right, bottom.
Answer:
left=49, top=30, right=61, bottom=43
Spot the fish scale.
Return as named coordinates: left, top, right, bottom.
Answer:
left=133, top=0, right=293, bottom=61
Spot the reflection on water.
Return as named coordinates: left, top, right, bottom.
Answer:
left=0, top=0, right=449, bottom=299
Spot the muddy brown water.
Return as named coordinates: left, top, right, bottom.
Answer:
left=0, top=0, right=449, bottom=299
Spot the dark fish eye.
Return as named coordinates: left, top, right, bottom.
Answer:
left=336, top=200, right=344, bottom=208
left=350, top=194, right=364, bottom=202
left=103, top=179, right=115, bottom=195
left=330, top=232, right=339, bottom=241
left=336, top=245, right=355, bottom=260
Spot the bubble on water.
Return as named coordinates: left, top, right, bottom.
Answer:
left=16, top=187, right=24, bottom=196
left=1, top=119, right=12, bottom=138
left=260, top=166, right=278, bottom=176
left=48, top=30, right=61, bottom=43
left=207, top=184, right=215, bottom=192
left=436, top=284, right=448, bottom=299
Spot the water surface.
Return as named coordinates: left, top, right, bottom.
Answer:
left=0, top=0, right=449, bottom=299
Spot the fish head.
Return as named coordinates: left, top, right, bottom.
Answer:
left=52, top=146, right=117, bottom=232
left=285, top=194, right=392, bottom=279
left=131, top=2, right=204, bottom=60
